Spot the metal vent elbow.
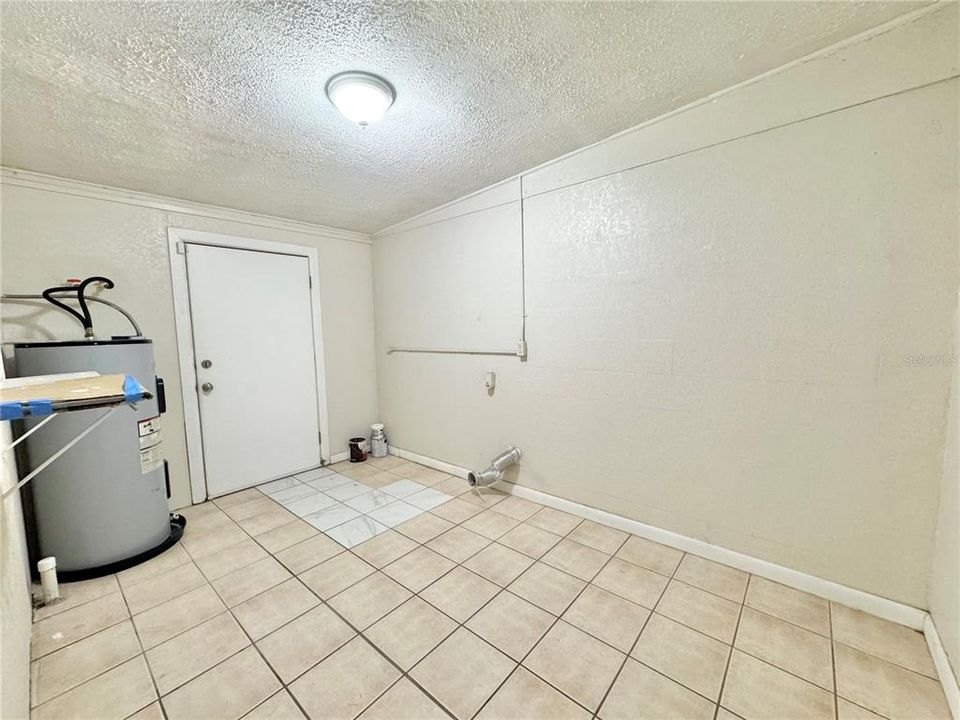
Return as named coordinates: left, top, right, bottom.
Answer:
left=467, top=447, right=522, bottom=487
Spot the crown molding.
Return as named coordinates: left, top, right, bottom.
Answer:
left=0, top=167, right=371, bottom=245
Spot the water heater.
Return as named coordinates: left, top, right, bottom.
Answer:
left=14, top=339, right=175, bottom=577
left=5, top=276, right=181, bottom=580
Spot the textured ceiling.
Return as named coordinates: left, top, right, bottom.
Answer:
left=1, top=1, right=924, bottom=233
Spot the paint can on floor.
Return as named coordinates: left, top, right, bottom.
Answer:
left=349, top=437, right=368, bottom=462
left=370, top=423, right=388, bottom=458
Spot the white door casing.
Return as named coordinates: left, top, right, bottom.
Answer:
left=169, top=228, right=330, bottom=502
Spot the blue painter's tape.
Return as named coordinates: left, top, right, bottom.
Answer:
left=27, top=399, right=53, bottom=417
left=123, top=374, right=146, bottom=403
left=1, top=402, right=24, bottom=421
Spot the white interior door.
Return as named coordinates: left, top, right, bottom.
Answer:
left=186, top=243, right=322, bottom=497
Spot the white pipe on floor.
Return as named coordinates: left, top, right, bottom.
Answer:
left=38, top=557, right=59, bottom=603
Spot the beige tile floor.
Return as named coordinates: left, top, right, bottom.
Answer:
left=30, top=456, right=951, bottom=720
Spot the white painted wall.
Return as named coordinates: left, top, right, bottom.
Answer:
left=373, top=5, right=959, bottom=607
left=374, top=186, right=523, bottom=353
left=930, top=294, right=959, bottom=680
left=0, top=173, right=378, bottom=510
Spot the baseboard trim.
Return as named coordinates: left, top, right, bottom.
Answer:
left=507, top=482, right=929, bottom=631
left=390, top=446, right=470, bottom=480
left=389, top=445, right=927, bottom=631
left=329, top=451, right=350, bottom=464
left=925, top=615, right=960, bottom=719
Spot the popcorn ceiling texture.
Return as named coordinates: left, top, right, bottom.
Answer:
left=0, top=1, right=923, bottom=233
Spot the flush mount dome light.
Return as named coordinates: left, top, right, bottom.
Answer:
left=325, top=71, right=395, bottom=127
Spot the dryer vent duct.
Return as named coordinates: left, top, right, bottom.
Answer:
left=468, top=447, right=522, bottom=488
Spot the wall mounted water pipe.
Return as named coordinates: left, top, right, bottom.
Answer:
left=468, top=446, right=522, bottom=487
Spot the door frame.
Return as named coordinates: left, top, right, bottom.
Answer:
left=168, top=227, right=331, bottom=504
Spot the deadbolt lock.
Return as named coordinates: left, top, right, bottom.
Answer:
left=201, top=359, right=212, bottom=369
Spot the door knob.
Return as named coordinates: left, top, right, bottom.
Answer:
left=201, top=382, right=214, bottom=393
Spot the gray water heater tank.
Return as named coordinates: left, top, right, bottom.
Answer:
left=14, top=338, right=173, bottom=575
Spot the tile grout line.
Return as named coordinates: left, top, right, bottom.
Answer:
left=133, top=511, right=293, bottom=714
left=15, top=544, right=868, bottom=716
left=305, top=495, right=592, bottom=718
left=33, top=482, right=615, bottom=716
left=32, top=460, right=947, bottom=720
left=830, top=601, right=840, bottom=720
left=30, top=615, right=154, bottom=717
left=30, top=577, right=129, bottom=623
left=590, top=546, right=687, bottom=720
left=242, top=543, right=465, bottom=716
left=119, top=537, right=842, bottom=720
left=277, top=487, right=844, bottom=655
left=30, top=591, right=131, bottom=661
left=278, top=474, right=767, bottom=620
left=334, top=503, right=574, bottom=717
left=470, top=529, right=634, bottom=719
left=235, top=474, right=539, bottom=717
left=223, top=583, right=316, bottom=720
left=168, top=494, right=840, bottom=717
left=712, top=574, right=748, bottom=720
left=115, top=576, right=164, bottom=719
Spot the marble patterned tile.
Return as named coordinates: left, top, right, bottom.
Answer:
left=325, top=480, right=379, bottom=502
left=302, top=503, right=361, bottom=531
left=381, top=479, right=429, bottom=499
left=303, top=472, right=352, bottom=491
left=405, top=488, right=453, bottom=511
left=296, top=467, right=335, bottom=482
left=324, top=516, right=391, bottom=548
left=284, top=492, right=338, bottom=517
left=368, top=500, right=424, bottom=528
left=270, top=483, right=320, bottom=505
left=257, top=477, right=301, bottom=496
left=343, top=489, right=395, bottom=513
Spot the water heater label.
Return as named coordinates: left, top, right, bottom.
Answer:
left=138, top=415, right=164, bottom=474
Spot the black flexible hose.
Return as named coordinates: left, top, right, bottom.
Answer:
left=40, top=276, right=115, bottom=337
left=41, top=285, right=87, bottom=330
left=76, top=276, right=114, bottom=334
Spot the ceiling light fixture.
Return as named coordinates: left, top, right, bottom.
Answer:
left=325, top=71, right=395, bottom=127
